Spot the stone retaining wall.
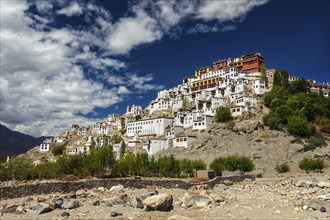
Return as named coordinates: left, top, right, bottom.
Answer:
left=0, top=175, right=255, bottom=199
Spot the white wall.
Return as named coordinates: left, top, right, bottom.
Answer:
left=126, top=117, right=173, bottom=137
left=173, top=136, right=196, bottom=148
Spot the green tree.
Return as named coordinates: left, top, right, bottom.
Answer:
left=280, top=69, right=290, bottom=89
left=260, top=63, right=268, bottom=86
left=135, top=115, right=142, bottom=121
left=289, top=78, right=310, bottom=94
left=120, top=141, right=126, bottom=158
left=275, top=105, right=294, bottom=124
left=273, top=69, right=282, bottom=87
left=209, top=157, right=226, bottom=176
left=214, top=106, right=232, bottom=122
left=5, top=156, right=35, bottom=180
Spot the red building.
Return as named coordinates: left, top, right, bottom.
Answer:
left=240, top=52, right=264, bottom=73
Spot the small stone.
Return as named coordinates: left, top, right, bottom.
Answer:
left=303, top=205, right=308, bottom=210
left=110, top=212, right=123, bottom=217
left=60, top=211, right=70, bottom=217
left=223, top=180, right=233, bottom=186
left=76, top=189, right=86, bottom=196
left=168, top=215, right=191, bottom=220
left=280, top=192, right=286, bottom=196
left=92, top=200, right=100, bottom=206
left=37, top=197, right=46, bottom=202
left=317, top=181, right=330, bottom=188
left=16, top=206, right=25, bottom=212
left=109, top=185, right=124, bottom=193
left=319, top=206, right=326, bottom=212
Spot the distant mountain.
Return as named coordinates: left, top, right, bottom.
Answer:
left=0, top=124, right=47, bottom=160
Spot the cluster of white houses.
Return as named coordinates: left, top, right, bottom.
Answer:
left=39, top=52, right=329, bottom=158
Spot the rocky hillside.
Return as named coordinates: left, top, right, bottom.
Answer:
left=157, top=115, right=330, bottom=177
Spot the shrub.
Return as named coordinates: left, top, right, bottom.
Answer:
left=319, top=117, right=330, bottom=133
left=210, top=155, right=255, bottom=174
left=275, top=163, right=290, bottom=173
left=51, top=142, right=67, bottom=156
left=214, top=107, right=232, bottom=123
left=290, top=137, right=303, bottom=144
left=299, top=157, right=325, bottom=172
left=287, top=115, right=311, bottom=136
left=302, top=135, right=327, bottom=152
left=263, top=112, right=280, bottom=130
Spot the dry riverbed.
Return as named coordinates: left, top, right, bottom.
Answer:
left=1, top=176, right=329, bottom=219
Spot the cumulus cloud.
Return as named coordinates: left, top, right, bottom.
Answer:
left=57, top=2, right=83, bottom=17
left=0, top=0, right=161, bottom=136
left=104, top=0, right=269, bottom=54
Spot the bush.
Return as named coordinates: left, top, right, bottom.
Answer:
left=302, top=135, right=327, bottom=152
left=210, top=155, right=255, bottom=174
left=275, top=163, right=290, bottom=173
left=287, top=115, right=311, bottom=136
left=299, top=157, right=325, bottom=172
left=214, top=107, right=232, bottom=123
left=51, top=142, right=67, bottom=156
left=263, top=112, right=280, bottom=130
left=319, top=117, right=330, bottom=133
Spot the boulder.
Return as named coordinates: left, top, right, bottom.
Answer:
left=49, top=198, right=63, bottom=209
left=102, top=196, right=125, bottom=206
left=36, top=202, right=51, bottom=214
left=61, top=200, right=80, bottom=209
left=130, top=196, right=144, bottom=209
left=185, top=195, right=211, bottom=209
left=143, top=193, right=173, bottom=212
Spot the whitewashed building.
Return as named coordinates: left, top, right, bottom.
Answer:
left=126, top=105, right=142, bottom=116
left=230, top=106, right=246, bottom=117
left=193, top=115, right=213, bottom=130
left=173, top=135, right=197, bottom=148
left=39, top=143, right=51, bottom=152
left=142, top=139, right=168, bottom=155
left=126, top=117, right=174, bottom=137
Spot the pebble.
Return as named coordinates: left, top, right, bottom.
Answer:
left=111, top=212, right=123, bottom=217
left=60, top=211, right=70, bottom=217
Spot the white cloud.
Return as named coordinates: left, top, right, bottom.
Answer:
left=106, top=10, right=162, bottom=54
left=103, top=0, right=269, bottom=54
left=34, top=0, right=53, bottom=13
left=196, top=0, right=269, bottom=22
left=57, top=2, right=83, bottom=17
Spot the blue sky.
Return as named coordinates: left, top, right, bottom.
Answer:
left=0, top=0, right=329, bottom=137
